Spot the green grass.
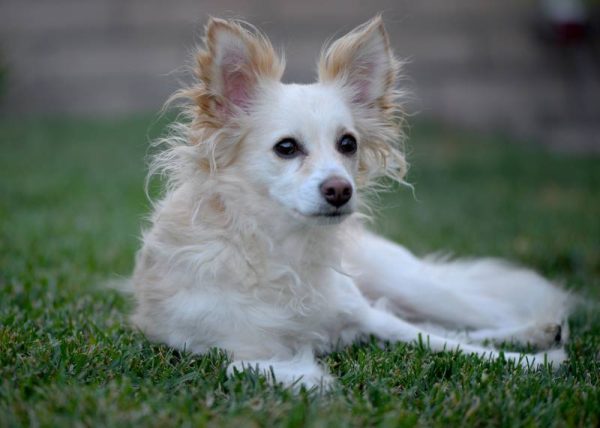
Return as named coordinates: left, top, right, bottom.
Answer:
left=1, top=116, right=599, bottom=427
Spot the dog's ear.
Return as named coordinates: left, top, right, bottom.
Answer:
left=319, top=16, right=407, bottom=187
left=318, top=15, right=397, bottom=106
left=197, top=18, right=284, bottom=119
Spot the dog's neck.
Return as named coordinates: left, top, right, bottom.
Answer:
left=159, top=178, right=353, bottom=282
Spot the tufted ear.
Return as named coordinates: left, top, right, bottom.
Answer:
left=197, top=18, right=284, bottom=119
left=318, top=16, right=407, bottom=187
left=318, top=16, right=397, bottom=106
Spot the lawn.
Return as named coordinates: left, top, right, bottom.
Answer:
left=1, top=116, right=598, bottom=427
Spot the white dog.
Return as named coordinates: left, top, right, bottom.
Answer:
left=131, top=16, right=571, bottom=388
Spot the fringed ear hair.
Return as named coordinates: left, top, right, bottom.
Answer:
left=318, top=15, right=398, bottom=106
left=197, top=18, right=284, bottom=121
left=319, top=16, right=407, bottom=188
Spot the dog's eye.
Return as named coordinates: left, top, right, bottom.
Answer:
left=337, top=134, right=357, bottom=156
left=273, top=138, right=300, bottom=158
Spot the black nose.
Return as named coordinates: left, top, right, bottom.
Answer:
left=320, top=177, right=353, bottom=207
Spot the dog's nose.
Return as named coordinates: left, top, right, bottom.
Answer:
left=320, top=177, right=353, bottom=207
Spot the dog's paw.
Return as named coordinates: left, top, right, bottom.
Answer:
left=295, top=372, right=336, bottom=391
left=539, top=323, right=563, bottom=347
left=522, top=348, right=568, bottom=370
left=227, top=360, right=334, bottom=391
left=523, top=322, right=566, bottom=349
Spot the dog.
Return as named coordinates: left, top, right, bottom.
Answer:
left=130, top=16, right=571, bottom=388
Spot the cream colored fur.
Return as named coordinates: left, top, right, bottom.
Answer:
left=131, top=16, right=571, bottom=389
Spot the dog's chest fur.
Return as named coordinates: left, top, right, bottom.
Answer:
left=132, top=187, right=365, bottom=358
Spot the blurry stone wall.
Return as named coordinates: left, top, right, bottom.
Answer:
left=1, top=0, right=599, bottom=151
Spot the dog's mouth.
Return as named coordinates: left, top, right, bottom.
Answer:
left=292, top=208, right=353, bottom=223
left=310, top=211, right=349, bottom=218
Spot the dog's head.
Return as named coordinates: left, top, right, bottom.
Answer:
left=176, top=16, right=406, bottom=224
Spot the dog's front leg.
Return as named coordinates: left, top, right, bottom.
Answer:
left=346, top=230, right=495, bottom=328
left=227, top=346, right=333, bottom=389
left=356, top=306, right=567, bottom=369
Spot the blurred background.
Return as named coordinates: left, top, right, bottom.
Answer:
left=1, top=0, right=599, bottom=152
